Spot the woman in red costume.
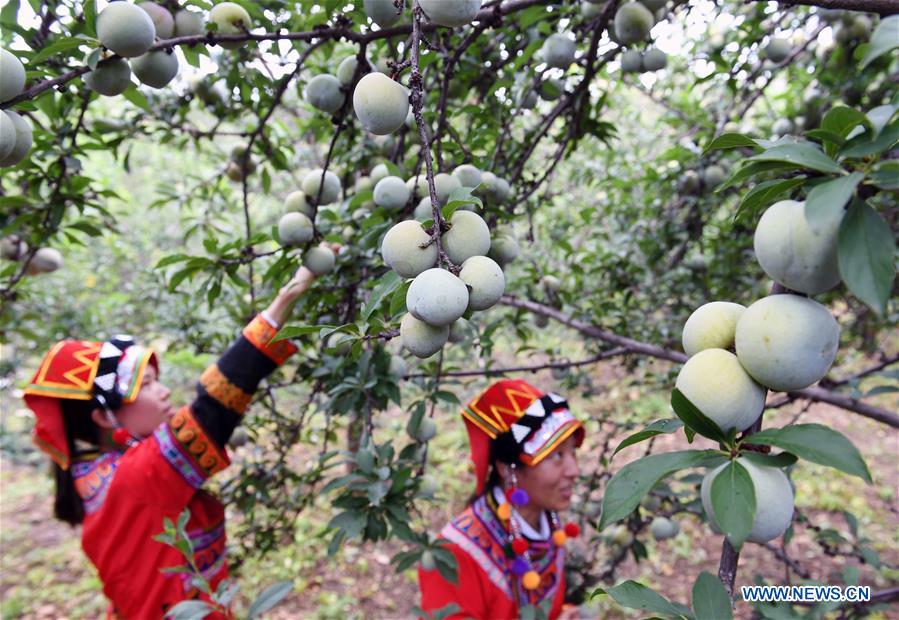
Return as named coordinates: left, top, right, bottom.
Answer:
left=419, top=379, right=585, bottom=619
left=22, top=265, right=321, bottom=618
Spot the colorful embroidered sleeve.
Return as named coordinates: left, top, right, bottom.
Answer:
left=190, top=314, right=298, bottom=449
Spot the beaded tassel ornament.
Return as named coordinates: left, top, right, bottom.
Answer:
left=97, top=394, right=140, bottom=449
left=498, top=464, right=581, bottom=591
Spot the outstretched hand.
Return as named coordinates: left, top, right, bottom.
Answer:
left=267, top=243, right=341, bottom=325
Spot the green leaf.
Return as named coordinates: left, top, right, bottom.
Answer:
left=613, top=419, right=684, bottom=457
left=274, top=324, right=338, bottom=341
left=838, top=201, right=896, bottom=316
left=840, top=121, right=899, bottom=159
left=121, top=85, right=151, bottom=112
left=860, top=15, right=899, bottom=68
left=711, top=460, right=756, bottom=550
left=868, top=161, right=899, bottom=190
left=30, top=37, right=87, bottom=64
left=820, top=106, right=870, bottom=140
left=363, top=271, right=403, bottom=321
left=803, top=172, right=863, bottom=227
left=748, top=143, right=845, bottom=175
left=590, top=581, right=692, bottom=618
left=246, top=581, right=293, bottom=619
left=670, top=389, right=727, bottom=444
left=747, top=424, right=872, bottom=482
left=740, top=451, right=798, bottom=469
left=734, top=178, right=804, bottom=222
left=719, top=161, right=800, bottom=192
left=867, top=104, right=898, bottom=137
left=164, top=600, right=215, bottom=620
left=703, top=133, right=760, bottom=155
left=599, top=449, right=724, bottom=530
left=692, top=572, right=733, bottom=620
left=804, top=129, right=845, bottom=148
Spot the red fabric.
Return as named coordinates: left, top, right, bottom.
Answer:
left=79, top=437, right=228, bottom=619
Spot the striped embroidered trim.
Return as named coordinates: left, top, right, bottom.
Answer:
left=155, top=407, right=230, bottom=488
left=200, top=364, right=252, bottom=413
left=72, top=453, right=120, bottom=515
left=441, top=521, right=514, bottom=600
left=154, top=423, right=206, bottom=489
left=242, top=315, right=298, bottom=365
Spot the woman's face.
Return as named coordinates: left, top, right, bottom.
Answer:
left=113, top=364, right=174, bottom=437
left=509, top=435, right=581, bottom=512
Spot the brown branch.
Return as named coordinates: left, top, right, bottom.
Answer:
left=758, top=0, right=899, bottom=16
left=404, top=347, right=628, bottom=379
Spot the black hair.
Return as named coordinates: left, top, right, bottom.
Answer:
left=53, top=399, right=101, bottom=526
left=468, top=431, right=524, bottom=505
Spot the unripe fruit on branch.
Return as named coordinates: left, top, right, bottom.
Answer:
left=225, top=162, right=243, bottom=182
left=620, top=50, right=643, bottom=73
left=541, top=275, right=561, bottom=293
left=97, top=3, right=156, bottom=58
left=209, top=2, right=252, bottom=49
left=675, top=348, right=766, bottom=433
left=381, top=220, right=438, bottom=277
left=442, top=211, right=491, bottom=265
left=419, top=0, right=482, bottom=27
left=174, top=10, right=205, bottom=37
left=0, top=237, right=27, bottom=261
left=413, top=417, right=437, bottom=442
left=680, top=170, right=700, bottom=194
left=448, top=317, right=471, bottom=343
left=478, top=172, right=511, bottom=202
left=0, top=111, right=33, bottom=168
left=541, top=33, right=576, bottom=69
left=488, top=234, right=519, bottom=266
left=517, top=88, right=538, bottom=110
left=230, top=146, right=256, bottom=174
left=414, top=198, right=434, bottom=221
left=229, top=427, right=249, bottom=447
left=305, top=74, right=345, bottom=114
left=337, top=55, right=370, bottom=86
left=304, top=245, right=336, bottom=275
left=608, top=524, right=633, bottom=546
left=138, top=2, right=175, bottom=39
left=641, top=48, right=667, bottom=71
left=433, top=173, right=462, bottom=203
left=850, top=15, right=872, bottom=38
left=284, top=191, right=315, bottom=219
left=701, top=164, right=726, bottom=189
left=370, top=163, right=390, bottom=185
left=764, top=37, right=791, bottom=63
left=302, top=169, right=341, bottom=205
left=85, top=59, right=133, bottom=96
left=640, top=0, right=667, bottom=10
left=701, top=457, right=794, bottom=544
left=353, top=73, right=410, bottom=135
left=460, top=256, right=505, bottom=311
left=735, top=294, right=839, bottom=392
left=772, top=117, right=793, bottom=137
left=389, top=354, right=407, bottom=378
left=131, top=50, right=179, bottom=88
left=407, top=268, right=469, bottom=326
left=278, top=212, right=314, bottom=246
left=538, top=77, right=563, bottom=101
left=681, top=301, right=746, bottom=357
left=650, top=517, right=679, bottom=540
left=407, top=176, right=430, bottom=199
left=452, top=164, right=482, bottom=189
left=0, top=49, right=26, bottom=103
left=614, top=2, right=655, bottom=45
left=401, top=312, right=449, bottom=358
left=420, top=550, right=437, bottom=571
left=374, top=175, right=411, bottom=210
left=753, top=200, right=842, bottom=295
left=25, top=248, right=64, bottom=275
left=581, top=2, right=603, bottom=18
left=364, top=0, right=403, bottom=28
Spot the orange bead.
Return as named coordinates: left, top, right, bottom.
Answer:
left=497, top=502, right=511, bottom=520
left=552, top=530, right=568, bottom=546
left=522, top=570, right=541, bottom=590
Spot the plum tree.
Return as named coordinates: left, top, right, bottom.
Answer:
left=541, top=275, right=561, bottom=293
left=675, top=348, right=765, bottom=433
left=284, top=191, right=316, bottom=219
left=370, top=163, right=390, bottom=185
left=452, top=164, right=482, bottom=188
left=702, top=164, right=726, bottom=188
left=364, top=0, right=403, bottom=28
left=419, top=0, right=482, bottom=27
left=433, top=172, right=462, bottom=203
left=302, top=169, right=341, bottom=205
left=305, top=74, right=346, bottom=114
left=620, top=50, right=643, bottom=73
left=771, top=117, right=793, bottom=136
left=681, top=301, right=746, bottom=356
left=0, top=237, right=27, bottom=261
left=96, top=2, right=156, bottom=58
left=753, top=200, right=842, bottom=295
left=138, top=2, right=175, bottom=39
left=541, top=33, right=577, bottom=69
left=650, top=517, right=680, bottom=540
left=459, top=256, right=505, bottom=311
left=0, top=49, right=25, bottom=103
left=374, top=176, right=411, bottom=210
left=208, top=2, right=253, bottom=49
left=353, top=73, right=410, bottom=135
left=413, top=197, right=433, bottom=221
left=174, top=10, right=205, bottom=37
left=25, top=248, right=64, bottom=275
left=400, top=313, right=449, bottom=358
left=701, top=458, right=794, bottom=544
left=337, top=55, right=370, bottom=86
left=735, top=294, right=840, bottom=392
left=85, top=59, right=133, bottom=97
left=406, top=175, right=430, bottom=199
left=764, top=37, right=792, bottom=62
left=406, top=268, right=469, bottom=326
left=278, top=212, right=314, bottom=247
left=304, top=246, right=336, bottom=275
left=478, top=172, right=511, bottom=202
left=381, top=221, right=438, bottom=278
left=641, top=48, right=667, bottom=71
left=0, top=111, right=33, bottom=167
left=614, top=2, right=655, bottom=45
left=488, top=234, right=519, bottom=266
left=441, top=211, right=490, bottom=264
left=131, top=51, right=179, bottom=89
left=413, top=417, right=437, bottom=441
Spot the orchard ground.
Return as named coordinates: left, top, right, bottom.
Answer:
left=2, top=348, right=896, bottom=619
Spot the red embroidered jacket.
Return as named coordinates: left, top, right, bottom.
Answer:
left=418, top=492, right=567, bottom=620
left=71, top=315, right=296, bottom=618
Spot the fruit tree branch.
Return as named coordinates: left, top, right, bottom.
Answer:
left=404, top=347, right=628, bottom=379
left=500, top=295, right=899, bottom=428
left=753, top=0, right=899, bottom=16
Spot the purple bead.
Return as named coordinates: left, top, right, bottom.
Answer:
left=511, top=558, right=530, bottom=575
left=510, top=488, right=529, bottom=506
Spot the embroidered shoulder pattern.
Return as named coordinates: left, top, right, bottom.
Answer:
left=154, top=406, right=230, bottom=489
left=242, top=315, right=298, bottom=365
left=72, top=453, right=120, bottom=515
